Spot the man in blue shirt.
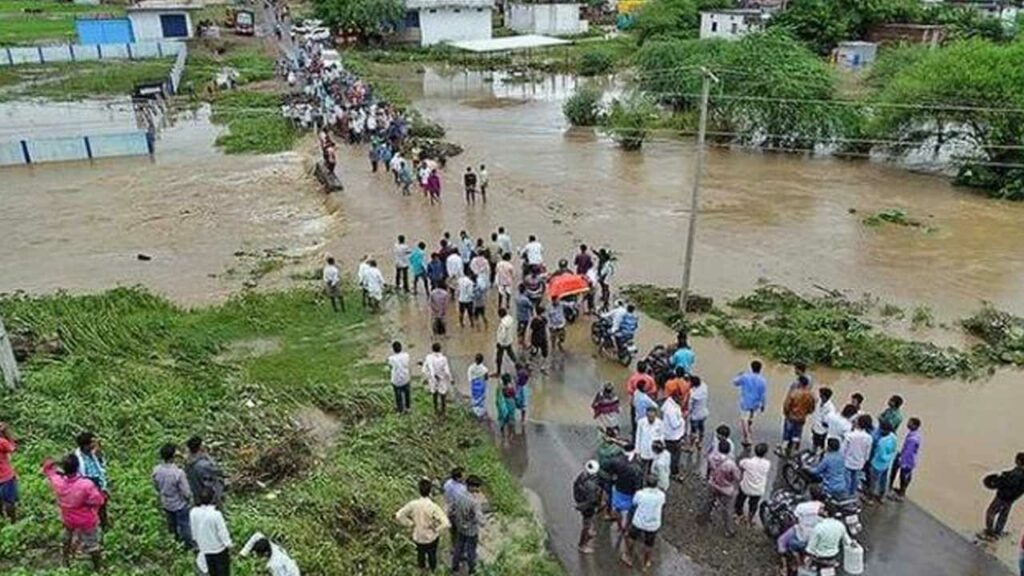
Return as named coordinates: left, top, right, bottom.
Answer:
left=810, top=438, right=848, bottom=499
left=615, top=305, right=639, bottom=354
left=733, top=360, right=767, bottom=447
left=410, top=241, right=428, bottom=295
left=670, top=333, right=695, bottom=374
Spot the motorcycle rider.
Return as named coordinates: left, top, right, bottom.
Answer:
left=777, top=485, right=827, bottom=576
left=601, top=300, right=627, bottom=333
left=809, top=438, right=849, bottom=500
left=804, top=513, right=853, bottom=570
left=614, top=305, right=639, bottom=356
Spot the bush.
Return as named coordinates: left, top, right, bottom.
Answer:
left=604, top=93, right=658, bottom=150
left=210, top=91, right=299, bottom=154
left=563, top=86, right=604, bottom=126
left=579, top=50, right=613, bottom=76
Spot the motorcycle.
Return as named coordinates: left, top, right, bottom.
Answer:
left=591, top=318, right=637, bottom=366
left=759, top=488, right=863, bottom=540
left=643, top=344, right=674, bottom=385
left=771, top=448, right=863, bottom=537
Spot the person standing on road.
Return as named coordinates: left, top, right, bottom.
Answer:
left=514, top=285, right=533, bottom=348
left=472, top=272, right=489, bottom=328
left=733, top=361, right=767, bottom=448
left=426, top=168, right=442, bottom=205
left=622, top=475, right=666, bottom=570
left=394, top=235, right=411, bottom=293
left=322, top=256, right=343, bottom=312
left=521, top=235, right=545, bottom=273
left=0, top=423, right=18, bottom=524
left=495, top=253, right=516, bottom=310
left=529, top=305, right=550, bottom=371
left=363, top=260, right=385, bottom=312
left=889, top=417, right=922, bottom=501
left=636, top=406, right=664, bottom=471
left=547, top=297, right=567, bottom=353
left=810, top=387, right=836, bottom=454
left=411, top=242, right=429, bottom=296
left=631, top=380, right=658, bottom=443
left=574, top=244, right=594, bottom=276
left=191, top=487, right=233, bottom=576
left=152, top=443, right=193, bottom=549
left=688, top=375, right=709, bottom=452
left=468, top=353, right=491, bottom=420
left=980, top=453, right=1024, bottom=542
left=422, top=343, right=453, bottom=418
left=735, top=443, right=771, bottom=526
left=428, top=281, right=450, bottom=337
left=495, top=308, right=517, bottom=375
left=670, top=335, right=695, bottom=374
left=781, top=375, right=816, bottom=455
left=698, top=440, right=740, bottom=538
left=592, top=383, right=622, bottom=436
left=388, top=341, right=412, bottom=415
left=661, top=393, right=686, bottom=479
left=457, top=274, right=476, bottom=329
left=44, top=454, right=106, bottom=572
left=608, top=444, right=644, bottom=534
left=625, top=361, right=656, bottom=434
left=843, top=415, right=874, bottom=498
left=426, top=253, right=446, bottom=291
left=450, top=476, right=484, bottom=575
left=463, top=167, right=478, bottom=205
left=573, top=460, right=602, bottom=554
left=651, top=441, right=671, bottom=493
left=596, top=248, right=616, bottom=311
left=867, top=420, right=898, bottom=504
left=514, top=363, right=531, bottom=423
left=478, top=164, right=489, bottom=203
left=395, top=477, right=450, bottom=574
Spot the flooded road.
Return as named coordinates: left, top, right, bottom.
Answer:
left=3, top=65, right=1024, bottom=569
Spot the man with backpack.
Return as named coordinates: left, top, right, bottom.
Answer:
left=572, top=461, right=602, bottom=554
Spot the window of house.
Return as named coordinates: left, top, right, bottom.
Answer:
left=476, top=7, right=483, bottom=11
left=453, top=8, right=461, bottom=12
left=428, top=8, right=436, bottom=13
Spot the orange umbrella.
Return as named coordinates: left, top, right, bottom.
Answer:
left=547, top=274, right=590, bottom=299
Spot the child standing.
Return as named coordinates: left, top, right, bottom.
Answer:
left=889, top=417, right=922, bottom=502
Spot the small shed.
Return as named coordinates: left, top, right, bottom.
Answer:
left=506, top=2, right=588, bottom=36
left=403, top=0, right=494, bottom=47
left=126, top=0, right=203, bottom=41
left=835, top=41, right=877, bottom=70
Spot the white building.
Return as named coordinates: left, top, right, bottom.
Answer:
left=699, top=9, right=767, bottom=40
left=126, top=0, right=203, bottom=41
left=404, top=0, right=494, bottom=47
left=505, top=2, right=588, bottom=36
left=835, top=41, right=877, bottom=71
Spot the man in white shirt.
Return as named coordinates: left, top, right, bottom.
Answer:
left=843, top=415, right=874, bottom=497
left=635, top=406, right=664, bottom=468
left=393, top=235, right=411, bottom=294
left=520, top=235, right=544, bottom=271
left=805, top=515, right=852, bottom=561
left=478, top=164, right=489, bottom=202
left=622, top=476, right=665, bottom=569
left=190, top=488, right=232, bottom=576
left=456, top=275, right=476, bottom=328
left=446, top=252, right=465, bottom=285
left=422, top=343, right=452, bottom=417
left=826, top=404, right=855, bottom=444
left=494, top=253, right=516, bottom=310
left=241, top=532, right=301, bottom=576
left=496, top=227, right=513, bottom=257
left=810, top=387, right=836, bottom=454
left=388, top=341, right=412, bottom=415
left=661, top=395, right=686, bottom=478
left=495, top=308, right=518, bottom=374
left=322, top=256, right=343, bottom=312
left=357, top=256, right=371, bottom=308
left=363, top=260, right=385, bottom=312
left=736, top=443, right=771, bottom=524
left=603, top=300, right=627, bottom=334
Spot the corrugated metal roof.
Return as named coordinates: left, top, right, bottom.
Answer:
left=407, top=0, right=494, bottom=8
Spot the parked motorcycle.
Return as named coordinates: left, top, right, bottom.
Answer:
left=591, top=317, right=637, bottom=366
left=759, top=488, right=863, bottom=540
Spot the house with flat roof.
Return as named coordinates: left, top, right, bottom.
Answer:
left=126, top=0, right=203, bottom=41
left=402, top=0, right=495, bottom=46
left=699, top=9, right=768, bottom=40
left=506, top=1, right=588, bottom=36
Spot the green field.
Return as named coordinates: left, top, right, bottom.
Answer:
left=0, top=0, right=124, bottom=46
left=0, top=58, right=173, bottom=101
left=0, top=287, right=561, bottom=575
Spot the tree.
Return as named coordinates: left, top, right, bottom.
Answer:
left=636, top=30, right=853, bottom=149
left=769, top=0, right=923, bottom=55
left=314, top=0, right=404, bottom=38
left=870, top=39, right=1024, bottom=199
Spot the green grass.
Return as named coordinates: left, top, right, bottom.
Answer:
left=0, top=58, right=173, bottom=100
left=183, top=45, right=276, bottom=90
left=0, top=0, right=124, bottom=46
left=210, top=90, right=299, bottom=154
left=0, top=287, right=560, bottom=575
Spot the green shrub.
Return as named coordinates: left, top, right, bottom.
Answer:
left=579, top=50, right=613, bottom=76
left=563, top=86, right=604, bottom=126
left=604, top=93, right=657, bottom=150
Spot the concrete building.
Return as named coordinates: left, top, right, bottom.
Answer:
left=506, top=2, right=588, bottom=36
left=699, top=9, right=767, bottom=40
left=867, top=23, right=946, bottom=47
left=403, top=0, right=494, bottom=46
left=126, top=0, right=203, bottom=41
left=835, top=41, right=877, bottom=70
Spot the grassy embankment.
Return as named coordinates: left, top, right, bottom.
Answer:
left=624, top=283, right=1024, bottom=379
left=0, top=58, right=174, bottom=101
left=0, top=288, right=560, bottom=576
left=0, top=0, right=123, bottom=46
left=183, top=39, right=300, bottom=154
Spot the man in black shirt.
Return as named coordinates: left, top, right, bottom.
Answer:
left=463, top=167, right=478, bottom=205
left=980, top=452, right=1024, bottom=540
left=605, top=445, right=644, bottom=533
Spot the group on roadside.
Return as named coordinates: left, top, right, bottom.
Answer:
left=395, top=468, right=486, bottom=574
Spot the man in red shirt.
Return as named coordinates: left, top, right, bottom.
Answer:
left=625, top=361, right=656, bottom=435
left=0, top=422, right=17, bottom=523
left=43, top=454, right=106, bottom=571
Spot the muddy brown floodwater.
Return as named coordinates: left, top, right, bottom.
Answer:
left=3, top=66, right=1024, bottom=568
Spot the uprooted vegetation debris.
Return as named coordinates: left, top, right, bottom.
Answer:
left=625, top=283, right=1024, bottom=379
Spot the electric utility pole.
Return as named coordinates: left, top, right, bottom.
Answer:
left=679, top=67, right=718, bottom=316
left=0, top=316, right=20, bottom=390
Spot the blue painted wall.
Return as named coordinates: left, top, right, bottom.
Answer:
left=76, top=18, right=135, bottom=44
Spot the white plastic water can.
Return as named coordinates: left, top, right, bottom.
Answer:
left=844, top=540, right=865, bottom=574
